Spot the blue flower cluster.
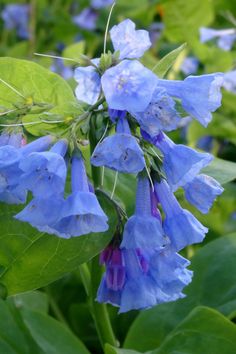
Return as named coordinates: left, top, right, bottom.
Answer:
left=73, top=19, right=224, bottom=311
left=1, top=4, right=30, bottom=39
left=0, top=134, right=108, bottom=237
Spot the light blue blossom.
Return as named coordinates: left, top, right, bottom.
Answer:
left=50, top=58, right=73, bottom=79
left=155, top=179, right=208, bottom=251
left=1, top=4, right=30, bottom=39
left=91, top=0, right=114, bottom=9
left=158, top=73, right=224, bottom=127
left=53, top=155, right=108, bottom=237
left=101, top=60, right=158, bottom=112
left=72, top=8, right=97, bottom=31
left=132, top=87, right=180, bottom=137
left=180, top=57, right=199, bottom=75
left=223, top=70, right=236, bottom=94
left=184, top=174, right=224, bottom=214
left=74, top=65, right=101, bottom=105
left=110, top=19, right=151, bottom=59
left=121, top=175, right=164, bottom=249
left=91, top=116, right=145, bottom=173
left=19, top=140, right=68, bottom=198
left=200, top=27, right=236, bottom=51
left=153, top=132, right=213, bottom=191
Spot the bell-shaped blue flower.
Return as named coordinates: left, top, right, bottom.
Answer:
left=155, top=179, right=208, bottom=251
left=184, top=174, right=224, bottom=214
left=14, top=196, right=65, bottom=235
left=158, top=73, right=224, bottom=127
left=110, top=19, right=151, bottom=60
left=101, top=59, right=158, bottom=112
left=180, top=57, right=199, bottom=76
left=223, top=70, right=236, bottom=94
left=19, top=139, right=68, bottom=198
left=132, top=87, right=180, bottom=137
left=53, top=154, right=108, bottom=238
left=200, top=27, right=236, bottom=51
left=154, top=132, right=213, bottom=191
left=91, top=0, right=114, bottom=9
left=91, top=116, right=145, bottom=173
left=121, top=175, right=164, bottom=249
left=74, top=65, right=101, bottom=105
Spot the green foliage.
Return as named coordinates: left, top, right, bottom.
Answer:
left=0, top=192, right=117, bottom=295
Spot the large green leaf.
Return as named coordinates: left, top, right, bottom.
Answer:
left=153, top=306, right=236, bottom=354
left=0, top=57, right=80, bottom=136
left=21, top=309, right=90, bottom=354
left=105, top=344, right=142, bottom=354
left=0, top=192, right=117, bottom=295
left=124, top=233, right=236, bottom=352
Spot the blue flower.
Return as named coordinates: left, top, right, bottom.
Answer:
left=74, top=64, right=101, bottom=105
left=153, top=132, right=213, bottom=191
left=121, top=175, right=164, bottom=249
left=72, top=8, right=98, bottom=31
left=91, top=116, right=145, bottom=173
left=1, top=4, right=30, bottom=39
left=200, top=27, right=236, bottom=51
left=132, top=87, right=180, bottom=137
left=19, top=140, right=68, bottom=198
left=155, top=179, right=208, bottom=251
left=0, top=136, right=53, bottom=204
left=223, top=70, right=236, bottom=94
left=97, top=243, right=193, bottom=312
left=180, top=57, right=199, bottom=76
left=14, top=196, right=65, bottom=235
left=158, top=73, right=224, bottom=127
left=184, top=174, right=224, bottom=214
left=50, top=58, right=73, bottom=80
left=91, top=0, right=114, bottom=9
left=110, top=19, right=151, bottom=60
left=53, top=155, right=108, bottom=238
left=101, top=60, right=158, bottom=112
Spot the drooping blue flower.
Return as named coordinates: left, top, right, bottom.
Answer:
left=223, top=70, right=236, bottom=94
left=155, top=179, right=208, bottom=251
left=101, top=59, right=158, bottom=112
left=196, top=136, right=214, bottom=152
left=121, top=175, right=164, bottom=249
left=50, top=58, right=73, bottom=80
left=91, top=116, right=145, bottom=173
left=0, top=136, right=53, bottom=204
left=53, top=155, right=108, bottom=238
left=1, top=4, right=30, bottom=39
left=19, top=139, right=68, bottom=198
left=97, top=242, right=193, bottom=312
left=0, top=132, right=10, bottom=146
left=149, top=22, right=164, bottom=46
left=110, top=19, right=151, bottom=60
left=72, top=8, right=98, bottom=31
left=132, top=87, right=180, bottom=137
left=152, top=132, right=213, bottom=191
left=74, top=65, right=101, bottom=105
left=200, top=27, right=236, bottom=51
left=14, top=196, right=65, bottom=235
left=91, top=0, right=114, bottom=9
left=158, top=73, right=224, bottom=127
left=183, top=174, right=224, bottom=214
left=180, top=57, right=199, bottom=75
left=108, top=109, right=126, bottom=123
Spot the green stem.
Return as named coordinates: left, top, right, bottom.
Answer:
left=78, top=263, right=91, bottom=297
left=45, top=287, right=70, bottom=328
left=29, top=0, right=37, bottom=58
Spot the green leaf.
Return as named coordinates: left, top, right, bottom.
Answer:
left=9, top=291, right=49, bottom=314
left=152, top=43, right=186, bottom=78
left=202, top=158, right=236, bottom=185
left=153, top=307, right=236, bottom=354
left=21, top=309, right=90, bottom=354
left=124, top=233, right=236, bottom=352
left=0, top=192, right=117, bottom=295
left=62, top=41, right=85, bottom=66
left=162, top=0, right=214, bottom=43
left=0, top=57, right=78, bottom=136
left=105, top=344, right=142, bottom=354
